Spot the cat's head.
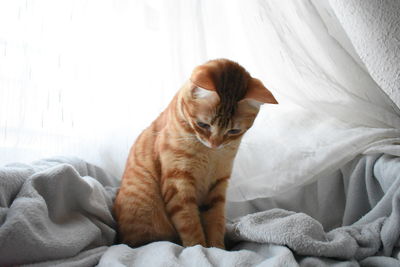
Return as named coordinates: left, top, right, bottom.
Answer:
left=182, top=59, right=278, bottom=149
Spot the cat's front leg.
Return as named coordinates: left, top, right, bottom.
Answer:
left=201, top=176, right=229, bottom=249
left=162, top=174, right=206, bottom=247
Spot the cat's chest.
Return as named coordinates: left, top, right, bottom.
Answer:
left=195, top=160, right=216, bottom=204
left=192, top=152, right=233, bottom=205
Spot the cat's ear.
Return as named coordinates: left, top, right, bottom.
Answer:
left=245, top=78, right=278, bottom=104
left=190, top=66, right=217, bottom=91
left=192, top=86, right=215, bottom=99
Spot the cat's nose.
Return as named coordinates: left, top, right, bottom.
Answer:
left=210, top=140, right=222, bottom=149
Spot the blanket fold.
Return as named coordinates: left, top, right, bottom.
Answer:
left=227, top=209, right=384, bottom=260
left=0, top=157, right=118, bottom=266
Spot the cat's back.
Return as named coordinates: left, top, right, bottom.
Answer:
left=115, top=106, right=179, bottom=246
left=121, top=101, right=171, bottom=177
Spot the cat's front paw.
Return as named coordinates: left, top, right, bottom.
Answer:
left=182, top=239, right=207, bottom=247
left=208, top=241, right=225, bottom=249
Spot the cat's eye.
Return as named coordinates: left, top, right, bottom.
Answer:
left=227, top=129, right=241, bottom=135
left=197, top=121, right=210, bottom=130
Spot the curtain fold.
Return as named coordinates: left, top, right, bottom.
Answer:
left=159, top=0, right=400, bottom=201
left=1, top=0, right=399, bottom=201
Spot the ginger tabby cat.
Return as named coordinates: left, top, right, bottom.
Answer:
left=114, top=59, right=278, bottom=249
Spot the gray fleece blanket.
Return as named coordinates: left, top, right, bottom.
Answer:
left=1, top=154, right=400, bottom=266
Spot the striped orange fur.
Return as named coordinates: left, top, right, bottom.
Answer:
left=114, top=59, right=278, bottom=248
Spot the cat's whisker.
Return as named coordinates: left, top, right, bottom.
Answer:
left=175, top=135, right=196, bottom=139
left=173, top=134, right=197, bottom=139
left=174, top=137, right=198, bottom=142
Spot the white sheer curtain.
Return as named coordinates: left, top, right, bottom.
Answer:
left=0, top=0, right=175, bottom=176
left=1, top=0, right=399, bottom=201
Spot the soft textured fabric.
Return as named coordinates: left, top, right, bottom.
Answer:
left=227, top=154, right=400, bottom=266
left=97, top=242, right=299, bottom=267
left=0, top=157, right=118, bottom=266
left=2, top=155, right=400, bottom=266
left=227, top=209, right=384, bottom=260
